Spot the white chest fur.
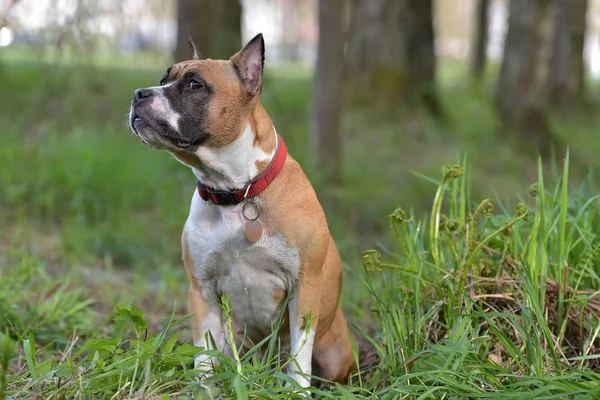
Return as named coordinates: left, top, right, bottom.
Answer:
left=184, top=190, right=300, bottom=342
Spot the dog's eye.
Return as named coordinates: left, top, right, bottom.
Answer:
left=159, top=78, right=166, bottom=86
left=189, top=79, right=203, bottom=90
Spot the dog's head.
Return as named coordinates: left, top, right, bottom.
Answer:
left=129, top=34, right=265, bottom=157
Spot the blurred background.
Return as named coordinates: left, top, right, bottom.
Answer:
left=1, top=0, right=599, bottom=287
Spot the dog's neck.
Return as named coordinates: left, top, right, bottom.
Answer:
left=191, top=102, right=278, bottom=191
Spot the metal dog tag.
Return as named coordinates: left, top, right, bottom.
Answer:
left=244, top=220, right=263, bottom=243
left=242, top=200, right=262, bottom=243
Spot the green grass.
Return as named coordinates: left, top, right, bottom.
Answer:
left=1, top=52, right=600, bottom=398
left=2, top=157, right=599, bottom=399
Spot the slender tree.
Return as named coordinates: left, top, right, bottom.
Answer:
left=174, top=0, right=242, bottom=62
left=496, top=0, right=558, bottom=155
left=470, top=0, right=489, bottom=78
left=0, top=0, right=21, bottom=29
left=280, top=0, right=302, bottom=61
left=345, top=0, right=441, bottom=116
left=551, top=0, right=588, bottom=108
left=311, top=0, right=347, bottom=200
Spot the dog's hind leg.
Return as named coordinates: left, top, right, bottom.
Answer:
left=311, top=307, right=356, bottom=384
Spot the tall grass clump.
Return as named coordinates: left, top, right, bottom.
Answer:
left=360, top=153, right=600, bottom=398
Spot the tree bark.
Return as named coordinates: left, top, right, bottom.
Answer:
left=174, top=0, right=242, bottom=62
left=345, top=0, right=441, bottom=116
left=470, top=0, right=489, bottom=78
left=311, top=0, right=347, bottom=200
left=280, top=0, right=301, bottom=61
left=496, top=0, right=559, bottom=155
left=551, top=0, right=587, bottom=108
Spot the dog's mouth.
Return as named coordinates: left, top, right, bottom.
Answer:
left=129, top=104, right=208, bottom=150
left=170, top=137, right=192, bottom=147
left=130, top=109, right=142, bottom=131
left=129, top=104, right=142, bottom=134
left=129, top=114, right=200, bottom=150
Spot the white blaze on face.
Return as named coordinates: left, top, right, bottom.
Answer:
left=145, top=83, right=181, bottom=133
left=150, top=96, right=166, bottom=113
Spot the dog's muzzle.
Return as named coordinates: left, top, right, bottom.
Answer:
left=130, top=88, right=155, bottom=133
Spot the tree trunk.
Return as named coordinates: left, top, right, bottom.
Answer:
left=1, top=0, right=22, bottom=28
left=311, top=0, right=347, bottom=201
left=551, top=0, right=587, bottom=108
left=470, top=0, right=489, bottom=78
left=345, top=0, right=441, bottom=116
left=174, top=0, right=242, bottom=62
left=496, top=0, right=559, bottom=156
left=280, top=0, right=301, bottom=61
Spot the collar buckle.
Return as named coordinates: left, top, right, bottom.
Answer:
left=207, top=188, right=238, bottom=205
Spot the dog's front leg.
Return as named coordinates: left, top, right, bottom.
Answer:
left=189, top=284, right=225, bottom=378
left=287, top=278, right=321, bottom=389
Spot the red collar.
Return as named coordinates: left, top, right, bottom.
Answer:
left=196, top=134, right=287, bottom=206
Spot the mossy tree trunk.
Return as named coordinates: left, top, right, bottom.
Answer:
left=496, top=0, right=559, bottom=156
left=174, top=0, right=242, bottom=62
left=345, top=0, right=441, bottom=116
left=470, top=0, right=489, bottom=78
left=551, top=0, right=588, bottom=108
left=311, top=0, right=347, bottom=204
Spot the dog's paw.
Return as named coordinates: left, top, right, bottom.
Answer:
left=191, top=369, right=216, bottom=400
left=283, top=376, right=312, bottom=398
left=193, top=353, right=217, bottom=377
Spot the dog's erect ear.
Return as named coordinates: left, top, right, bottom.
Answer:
left=188, top=36, right=200, bottom=60
left=230, top=33, right=265, bottom=96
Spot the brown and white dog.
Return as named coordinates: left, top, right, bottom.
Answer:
left=129, top=34, right=372, bottom=388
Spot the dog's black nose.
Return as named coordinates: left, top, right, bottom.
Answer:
left=134, top=88, right=153, bottom=100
